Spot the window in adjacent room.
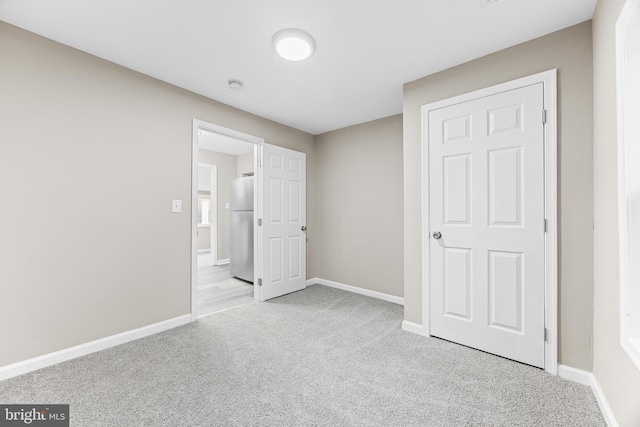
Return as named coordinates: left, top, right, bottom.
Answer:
left=617, top=0, right=640, bottom=371
left=198, top=196, right=211, bottom=227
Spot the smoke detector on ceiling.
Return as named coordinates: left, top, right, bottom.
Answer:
left=228, top=79, right=244, bottom=91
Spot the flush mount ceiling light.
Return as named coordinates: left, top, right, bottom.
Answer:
left=272, top=28, right=316, bottom=62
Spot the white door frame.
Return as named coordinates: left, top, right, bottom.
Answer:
left=420, top=69, right=558, bottom=374
left=191, top=119, right=263, bottom=321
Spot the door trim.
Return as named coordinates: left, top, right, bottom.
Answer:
left=420, top=69, right=558, bottom=374
left=191, top=119, right=263, bottom=321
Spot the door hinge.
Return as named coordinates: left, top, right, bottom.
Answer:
left=257, top=278, right=262, bottom=286
left=258, top=155, right=262, bottom=167
left=544, top=328, right=549, bottom=342
left=258, top=218, right=262, bottom=226
left=542, top=109, right=547, bottom=124
left=544, top=219, right=548, bottom=233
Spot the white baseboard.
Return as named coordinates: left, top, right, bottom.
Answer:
left=557, top=364, right=592, bottom=386
left=557, top=365, right=618, bottom=427
left=306, top=278, right=404, bottom=306
left=216, top=259, right=230, bottom=265
left=590, top=374, right=619, bottom=427
left=0, top=314, right=191, bottom=382
left=402, top=320, right=427, bottom=336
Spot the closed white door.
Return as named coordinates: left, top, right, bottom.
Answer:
left=428, top=83, right=545, bottom=368
left=258, top=143, right=306, bottom=301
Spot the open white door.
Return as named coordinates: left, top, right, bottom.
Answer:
left=257, top=143, right=306, bottom=301
left=428, top=83, right=546, bottom=368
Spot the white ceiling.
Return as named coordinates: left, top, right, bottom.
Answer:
left=0, top=0, right=596, bottom=135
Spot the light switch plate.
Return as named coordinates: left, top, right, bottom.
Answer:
left=225, top=202, right=230, bottom=209
left=172, top=199, right=182, bottom=213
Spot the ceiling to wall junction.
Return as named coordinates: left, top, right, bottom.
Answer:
left=0, top=0, right=596, bottom=134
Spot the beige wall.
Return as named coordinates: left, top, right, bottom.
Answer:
left=403, top=22, right=594, bottom=370
left=236, top=152, right=254, bottom=177
left=0, top=21, right=316, bottom=367
left=197, top=227, right=210, bottom=251
left=315, top=115, right=404, bottom=297
left=592, top=1, right=640, bottom=425
left=199, top=149, right=237, bottom=261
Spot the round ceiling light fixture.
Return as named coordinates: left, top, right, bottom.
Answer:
left=272, top=28, right=316, bottom=62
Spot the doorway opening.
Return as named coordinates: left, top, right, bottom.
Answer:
left=191, top=120, right=263, bottom=320
left=197, top=163, right=217, bottom=266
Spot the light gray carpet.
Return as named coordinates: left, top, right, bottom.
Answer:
left=0, top=285, right=605, bottom=426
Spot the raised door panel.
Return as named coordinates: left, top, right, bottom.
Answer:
left=443, top=115, right=472, bottom=143
left=488, top=147, right=523, bottom=227
left=488, top=104, right=523, bottom=136
left=443, top=154, right=471, bottom=225
left=443, top=247, right=472, bottom=321
left=488, top=250, right=523, bottom=332
left=269, top=237, right=283, bottom=285
left=288, top=180, right=301, bottom=223
left=288, top=235, right=302, bottom=280
left=269, top=177, right=283, bottom=224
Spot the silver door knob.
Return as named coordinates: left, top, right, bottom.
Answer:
left=433, top=231, right=442, bottom=240
left=301, top=226, right=307, bottom=231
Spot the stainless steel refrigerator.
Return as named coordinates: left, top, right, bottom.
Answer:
left=229, top=176, right=254, bottom=283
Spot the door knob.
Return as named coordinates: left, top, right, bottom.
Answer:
left=301, top=226, right=307, bottom=231
left=433, top=231, right=442, bottom=240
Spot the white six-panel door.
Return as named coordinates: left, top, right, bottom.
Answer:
left=428, top=83, right=545, bottom=368
left=257, top=143, right=307, bottom=301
